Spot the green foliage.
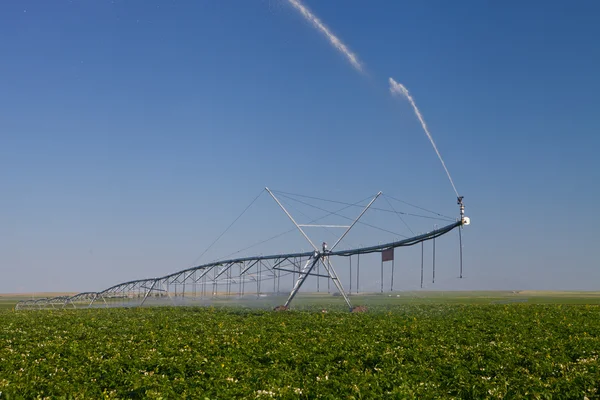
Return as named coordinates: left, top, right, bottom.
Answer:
left=1, top=305, right=599, bottom=399
left=0, top=301, right=17, bottom=311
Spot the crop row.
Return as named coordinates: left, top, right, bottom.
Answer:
left=1, top=304, right=599, bottom=399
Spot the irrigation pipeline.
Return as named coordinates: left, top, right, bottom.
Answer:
left=330, top=221, right=461, bottom=256
left=15, top=220, right=463, bottom=310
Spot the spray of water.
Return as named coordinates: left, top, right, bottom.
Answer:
left=286, top=0, right=363, bottom=73
left=281, top=2, right=458, bottom=197
left=389, top=77, right=459, bottom=198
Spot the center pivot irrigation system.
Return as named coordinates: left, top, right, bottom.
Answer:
left=16, top=189, right=470, bottom=311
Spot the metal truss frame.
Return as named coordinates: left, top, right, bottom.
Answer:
left=15, top=190, right=466, bottom=311
left=266, top=188, right=382, bottom=310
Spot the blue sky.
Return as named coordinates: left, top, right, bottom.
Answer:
left=1, top=0, right=599, bottom=293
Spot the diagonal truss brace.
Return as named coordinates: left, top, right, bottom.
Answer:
left=267, top=188, right=382, bottom=310
left=265, top=187, right=319, bottom=251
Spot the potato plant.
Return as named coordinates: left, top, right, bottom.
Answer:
left=1, top=305, right=599, bottom=399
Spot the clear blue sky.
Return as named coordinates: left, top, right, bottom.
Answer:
left=1, top=0, right=599, bottom=293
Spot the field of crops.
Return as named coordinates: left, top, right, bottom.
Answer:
left=1, top=304, right=599, bottom=399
